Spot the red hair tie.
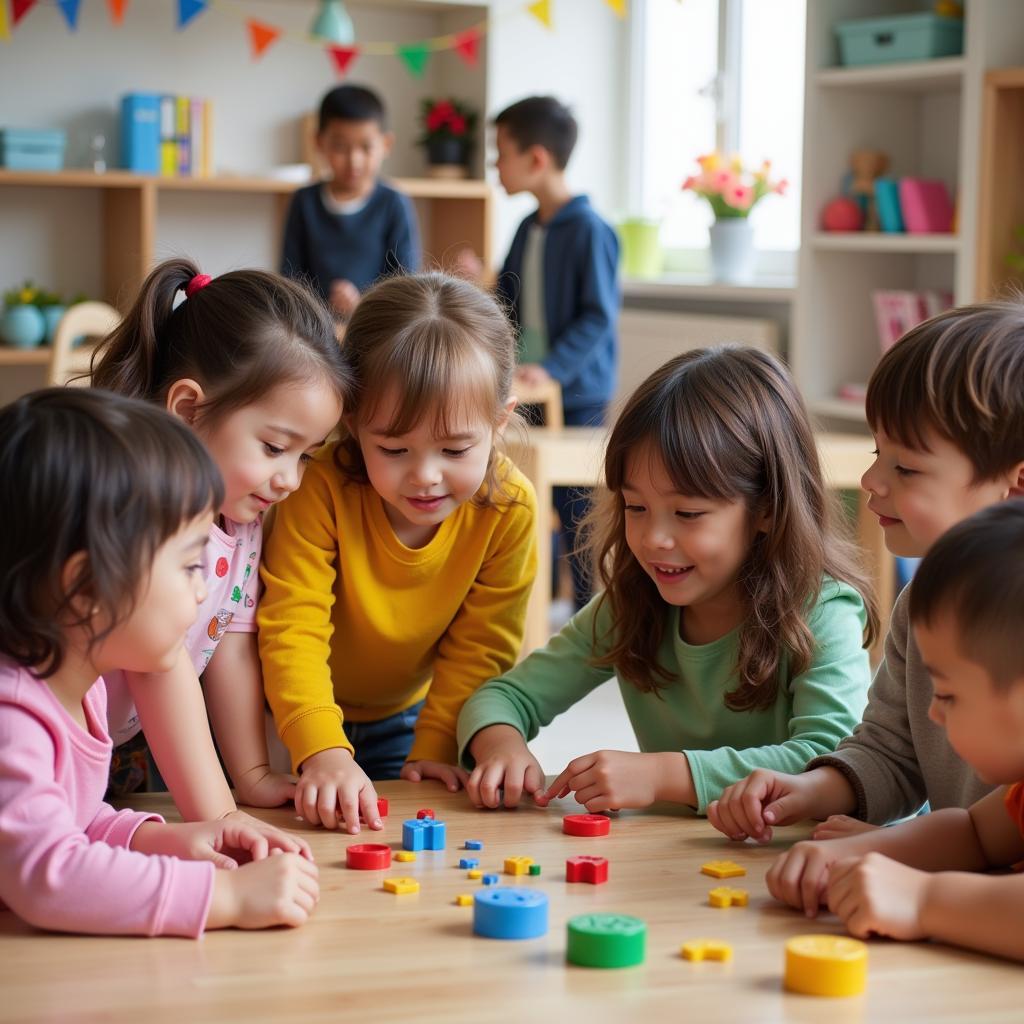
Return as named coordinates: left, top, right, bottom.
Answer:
left=185, top=273, right=212, bottom=298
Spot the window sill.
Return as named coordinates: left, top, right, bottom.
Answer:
left=622, top=273, right=796, bottom=303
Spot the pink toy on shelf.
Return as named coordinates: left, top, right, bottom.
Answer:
left=898, top=178, right=954, bottom=233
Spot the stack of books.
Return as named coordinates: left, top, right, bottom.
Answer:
left=121, top=93, right=212, bottom=177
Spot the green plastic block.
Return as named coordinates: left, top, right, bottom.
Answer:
left=528, top=864, right=541, bottom=876
left=566, top=913, right=646, bottom=968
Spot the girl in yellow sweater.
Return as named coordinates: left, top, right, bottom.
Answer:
left=259, top=273, right=538, bottom=833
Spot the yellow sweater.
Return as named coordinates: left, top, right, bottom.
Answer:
left=259, top=445, right=537, bottom=771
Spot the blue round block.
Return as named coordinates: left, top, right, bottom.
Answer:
left=473, top=887, right=548, bottom=940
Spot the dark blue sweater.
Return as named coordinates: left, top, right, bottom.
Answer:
left=497, top=195, right=620, bottom=413
left=280, top=181, right=421, bottom=299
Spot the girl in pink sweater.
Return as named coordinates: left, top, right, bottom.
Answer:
left=0, top=389, right=319, bottom=936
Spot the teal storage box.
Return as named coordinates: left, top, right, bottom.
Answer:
left=835, top=13, right=963, bottom=66
left=0, top=129, right=66, bottom=171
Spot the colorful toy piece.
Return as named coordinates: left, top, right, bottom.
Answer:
left=395, top=851, right=416, bottom=863
left=459, top=857, right=480, bottom=870
left=376, top=797, right=388, bottom=818
left=700, top=860, right=746, bottom=879
left=455, top=894, right=473, bottom=907
left=345, top=843, right=392, bottom=870
left=468, top=869, right=483, bottom=880
left=402, top=818, right=446, bottom=851
left=482, top=874, right=500, bottom=885
left=473, top=887, right=549, bottom=940
left=382, top=877, right=419, bottom=895
left=681, top=939, right=733, bottom=962
left=416, top=808, right=435, bottom=819
left=563, top=813, right=611, bottom=837
left=708, top=886, right=748, bottom=908
left=504, top=856, right=534, bottom=876
left=528, top=864, right=541, bottom=876
left=464, top=840, right=483, bottom=850
left=566, top=855, right=608, bottom=885
left=784, top=935, right=868, bottom=997
left=566, top=914, right=646, bottom=968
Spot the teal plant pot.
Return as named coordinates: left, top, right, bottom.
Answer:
left=0, top=305, right=46, bottom=348
left=41, top=304, right=66, bottom=344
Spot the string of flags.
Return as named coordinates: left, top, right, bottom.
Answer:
left=0, top=1, right=630, bottom=73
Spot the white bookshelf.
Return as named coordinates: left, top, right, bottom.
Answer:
left=792, top=0, right=1024, bottom=431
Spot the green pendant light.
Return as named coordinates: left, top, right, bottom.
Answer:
left=311, top=0, right=355, bottom=45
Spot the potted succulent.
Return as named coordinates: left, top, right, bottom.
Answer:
left=682, top=153, right=788, bottom=283
left=418, top=98, right=477, bottom=178
left=0, top=282, right=85, bottom=348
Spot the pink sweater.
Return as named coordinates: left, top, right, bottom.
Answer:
left=0, top=659, right=214, bottom=937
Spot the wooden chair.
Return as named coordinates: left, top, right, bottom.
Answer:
left=46, top=301, right=121, bottom=387
left=514, top=375, right=564, bottom=428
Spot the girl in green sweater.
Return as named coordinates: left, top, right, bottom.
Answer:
left=457, top=346, right=879, bottom=814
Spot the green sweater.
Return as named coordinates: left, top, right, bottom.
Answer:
left=457, top=578, right=871, bottom=813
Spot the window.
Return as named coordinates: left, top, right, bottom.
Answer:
left=630, top=0, right=805, bottom=266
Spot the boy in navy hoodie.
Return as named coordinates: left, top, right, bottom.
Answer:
left=493, top=96, right=620, bottom=608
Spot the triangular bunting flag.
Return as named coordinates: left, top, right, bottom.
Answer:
left=177, top=0, right=206, bottom=30
left=57, top=0, right=81, bottom=30
left=0, top=0, right=9, bottom=42
left=108, top=0, right=128, bottom=25
left=453, top=28, right=480, bottom=67
left=605, top=0, right=627, bottom=16
left=328, top=45, right=360, bottom=77
left=527, top=0, right=552, bottom=30
left=12, top=0, right=38, bottom=28
left=397, top=43, right=430, bottom=79
left=247, top=19, right=281, bottom=60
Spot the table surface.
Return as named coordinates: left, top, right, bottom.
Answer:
left=0, top=782, right=1018, bottom=1023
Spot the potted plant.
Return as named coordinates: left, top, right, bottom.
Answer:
left=1, top=282, right=49, bottom=348
left=682, top=153, right=787, bottom=283
left=418, top=98, right=477, bottom=179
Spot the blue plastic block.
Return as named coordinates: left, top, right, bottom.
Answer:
left=402, top=818, right=446, bottom=852
left=473, top=887, right=549, bottom=940
left=482, top=873, right=500, bottom=885
left=459, top=858, right=480, bottom=870
left=464, top=840, right=483, bottom=850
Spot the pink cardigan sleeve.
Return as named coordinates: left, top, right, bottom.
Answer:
left=0, top=704, right=215, bottom=938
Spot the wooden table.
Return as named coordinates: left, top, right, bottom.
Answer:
left=508, top=428, right=895, bottom=659
left=0, top=783, right=1015, bottom=1022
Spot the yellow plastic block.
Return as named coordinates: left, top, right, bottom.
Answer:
left=395, top=851, right=416, bottom=863
left=382, top=877, right=419, bottom=895
left=708, top=886, right=748, bottom=908
left=467, top=869, right=483, bottom=879
left=455, top=894, right=473, bottom=906
left=784, top=935, right=867, bottom=997
left=681, top=939, right=733, bottom=962
left=504, top=856, right=534, bottom=876
left=700, top=860, right=746, bottom=879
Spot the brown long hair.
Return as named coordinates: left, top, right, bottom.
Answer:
left=91, top=257, right=351, bottom=425
left=586, top=347, right=879, bottom=711
left=334, top=272, right=521, bottom=508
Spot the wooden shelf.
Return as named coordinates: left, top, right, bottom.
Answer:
left=0, top=346, right=51, bottom=366
left=815, top=56, right=965, bottom=93
left=810, top=232, right=961, bottom=254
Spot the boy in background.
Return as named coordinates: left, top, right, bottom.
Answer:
left=282, top=84, right=420, bottom=320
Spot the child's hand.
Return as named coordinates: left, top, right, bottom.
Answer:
left=221, top=809, right=314, bottom=861
left=131, top=818, right=277, bottom=869
left=234, top=765, right=298, bottom=810
left=812, top=814, right=881, bottom=841
left=295, top=747, right=381, bottom=834
left=514, top=363, right=552, bottom=388
left=329, top=279, right=360, bottom=318
left=207, top=851, right=320, bottom=930
left=827, top=852, right=930, bottom=941
left=400, top=759, right=470, bottom=792
left=707, top=768, right=830, bottom=843
left=765, top=836, right=857, bottom=917
left=450, top=246, right=484, bottom=282
left=539, top=750, right=669, bottom=812
left=465, top=724, right=545, bottom=809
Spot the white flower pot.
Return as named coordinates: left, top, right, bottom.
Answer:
left=709, top=218, right=755, bottom=283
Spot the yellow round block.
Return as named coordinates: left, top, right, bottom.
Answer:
left=784, top=935, right=867, bottom=997
left=395, top=851, right=416, bottom=863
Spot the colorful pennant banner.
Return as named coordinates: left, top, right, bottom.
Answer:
left=57, top=0, right=81, bottom=29
left=328, top=44, right=360, bottom=77
left=108, top=0, right=128, bottom=24
left=12, top=0, right=38, bottom=29
left=0, top=0, right=8, bottom=41
left=177, top=0, right=206, bottom=30
left=528, top=0, right=552, bottom=30
left=246, top=17, right=280, bottom=60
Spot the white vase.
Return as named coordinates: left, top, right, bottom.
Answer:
left=709, top=218, right=755, bottom=283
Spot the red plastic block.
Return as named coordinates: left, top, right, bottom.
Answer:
left=416, top=808, right=435, bottom=819
left=566, top=855, right=608, bottom=884
left=346, top=843, right=392, bottom=870
left=377, top=797, right=389, bottom=818
left=563, top=813, right=611, bottom=837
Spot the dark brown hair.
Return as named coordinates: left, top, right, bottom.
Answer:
left=586, top=347, right=879, bottom=711
left=91, top=257, right=351, bottom=428
left=334, top=272, right=521, bottom=508
left=319, top=83, right=387, bottom=132
left=910, top=500, right=1024, bottom=688
left=866, top=299, right=1024, bottom=481
left=493, top=95, right=578, bottom=169
left=0, top=388, right=223, bottom=679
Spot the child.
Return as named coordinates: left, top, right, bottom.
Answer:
left=91, top=257, right=349, bottom=830
left=259, top=272, right=538, bottom=833
left=281, top=84, right=421, bottom=320
left=457, top=347, right=878, bottom=812
left=493, top=95, right=620, bottom=609
left=706, top=301, right=1024, bottom=845
left=766, top=502, right=1024, bottom=962
left=0, top=389, right=319, bottom=936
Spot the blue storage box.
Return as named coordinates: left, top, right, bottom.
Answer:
left=0, top=129, right=66, bottom=171
left=835, top=13, right=963, bottom=67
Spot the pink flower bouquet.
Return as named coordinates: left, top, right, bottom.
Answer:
left=682, top=153, right=787, bottom=218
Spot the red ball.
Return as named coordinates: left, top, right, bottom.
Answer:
left=821, top=196, right=864, bottom=232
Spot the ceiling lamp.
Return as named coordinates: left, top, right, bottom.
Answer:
left=311, top=1, right=355, bottom=46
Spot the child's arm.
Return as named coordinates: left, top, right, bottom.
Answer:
left=402, top=482, right=538, bottom=790
left=201, top=632, right=296, bottom=809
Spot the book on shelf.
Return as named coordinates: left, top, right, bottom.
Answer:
left=872, top=289, right=953, bottom=353
left=121, top=91, right=211, bottom=178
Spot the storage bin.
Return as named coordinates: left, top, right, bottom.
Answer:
left=0, top=129, right=66, bottom=171
left=835, top=13, right=963, bottom=67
